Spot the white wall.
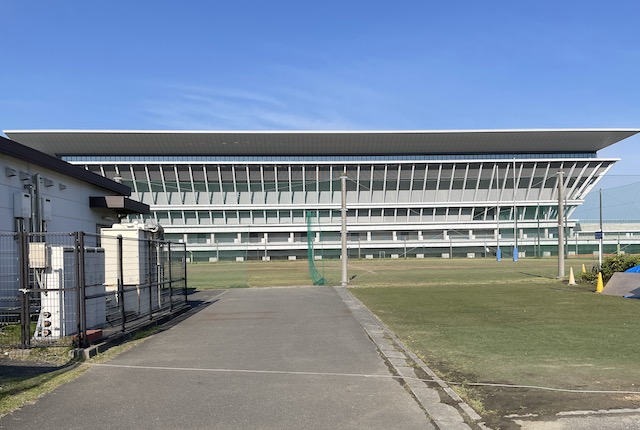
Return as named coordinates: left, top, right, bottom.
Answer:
left=0, top=154, right=120, bottom=233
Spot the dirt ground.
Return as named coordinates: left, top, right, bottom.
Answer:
left=471, top=385, right=640, bottom=429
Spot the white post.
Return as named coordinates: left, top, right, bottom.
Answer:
left=495, top=164, right=501, bottom=261
left=599, top=188, right=603, bottom=267
left=513, top=159, right=518, bottom=261
left=557, top=170, right=565, bottom=278
left=341, top=173, right=348, bottom=287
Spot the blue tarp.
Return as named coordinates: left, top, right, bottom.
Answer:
left=625, top=265, right=640, bottom=273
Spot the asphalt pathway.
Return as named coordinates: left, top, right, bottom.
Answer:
left=1, top=287, right=441, bottom=430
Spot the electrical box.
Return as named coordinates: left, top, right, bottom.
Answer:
left=13, top=192, right=31, bottom=219
left=29, top=242, right=48, bottom=269
left=42, top=198, right=52, bottom=221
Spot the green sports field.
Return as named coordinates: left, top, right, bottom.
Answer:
left=186, top=256, right=590, bottom=289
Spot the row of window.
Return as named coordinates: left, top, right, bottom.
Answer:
left=135, top=206, right=561, bottom=226
left=163, top=226, right=568, bottom=246
left=86, top=161, right=600, bottom=185
left=84, top=160, right=609, bottom=207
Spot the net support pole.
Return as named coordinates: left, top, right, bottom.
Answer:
left=557, top=170, right=565, bottom=279
left=598, top=188, right=603, bottom=268
left=341, top=173, right=348, bottom=287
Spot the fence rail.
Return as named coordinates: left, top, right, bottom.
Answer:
left=0, top=231, right=187, bottom=349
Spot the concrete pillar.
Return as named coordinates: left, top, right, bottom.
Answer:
left=367, top=231, right=372, bottom=241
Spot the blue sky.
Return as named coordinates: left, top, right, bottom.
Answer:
left=1, top=1, right=639, bottom=197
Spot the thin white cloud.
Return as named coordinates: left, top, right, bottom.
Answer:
left=142, top=94, right=357, bottom=130
left=140, top=80, right=365, bottom=130
left=156, top=83, right=289, bottom=110
left=138, top=57, right=421, bottom=130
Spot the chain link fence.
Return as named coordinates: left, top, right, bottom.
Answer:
left=0, top=231, right=187, bottom=349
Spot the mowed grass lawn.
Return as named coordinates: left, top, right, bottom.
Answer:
left=187, top=256, right=582, bottom=289
left=188, top=257, right=640, bottom=419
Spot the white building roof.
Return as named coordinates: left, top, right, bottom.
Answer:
left=4, top=129, right=638, bottom=157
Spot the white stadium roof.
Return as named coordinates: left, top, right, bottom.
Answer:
left=4, top=129, right=639, bottom=157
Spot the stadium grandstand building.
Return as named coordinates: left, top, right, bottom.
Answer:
left=4, top=129, right=638, bottom=261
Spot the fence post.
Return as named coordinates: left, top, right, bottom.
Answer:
left=148, top=238, right=153, bottom=321
left=183, top=243, right=187, bottom=303
left=117, top=235, right=125, bottom=332
left=18, top=232, right=30, bottom=349
left=75, top=232, right=88, bottom=348
left=168, top=242, right=173, bottom=312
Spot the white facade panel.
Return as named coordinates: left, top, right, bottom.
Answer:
left=1, top=154, right=124, bottom=233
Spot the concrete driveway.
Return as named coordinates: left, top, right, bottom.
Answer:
left=1, top=287, right=462, bottom=430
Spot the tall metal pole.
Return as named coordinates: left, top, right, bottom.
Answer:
left=557, top=171, right=565, bottom=278
left=599, top=188, right=603, bottom=267
left=564, top=196, right=568, bottom=258
left=513, top=159, right=518, bottom=261
left=495, top=165, right=501, bottom=261
left=536, top=204, right=540, bottom=258
left=341, top=173, right=348, bottom=287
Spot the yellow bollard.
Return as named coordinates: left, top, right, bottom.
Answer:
left=581, top=264, right=587, bottom=273
left=568, top=267, right=576, bottom=285
left=595, top=272, right=604, bottom=293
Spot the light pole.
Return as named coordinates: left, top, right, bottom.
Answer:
left=495, top=164, right=501, bottom=261
left=513, top=159, right=518, bottom=261
left=599, top=188, right=603, bottom=267
left=514, top=206, right=518, bottom=261
left=340, top=173, right=348, bottom=287
left=536, top=204, right=540, bottom=258
left=564, top=196, right=568, bottom=258
left=557, top=170, right=565, bottom=279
